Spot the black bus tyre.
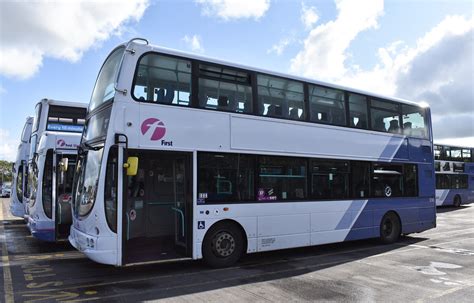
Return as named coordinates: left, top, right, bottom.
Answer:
left=379, top=212, right=401, bottom=244
left=202, top=221, right=244, bottom=268
left=453, top=195, right=461, bottom=207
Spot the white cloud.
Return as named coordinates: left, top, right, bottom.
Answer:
left=291, top=0, right=384, bottom=80
left=435, top=137, right=474, bottom=148
left=267, top=37, right=293, bottom=56
left=290, top=0, right=473, bottom=143
left=0, top=129, right=18, bottom=162
left=0, top=0, right=149, bottom=79
left=195, top=0, right=270, bottom=21
left=301, top=2, right=319, bottom=30
left=182, top=34, right=205, bottom=53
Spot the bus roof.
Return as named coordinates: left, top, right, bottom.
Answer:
left=36, top=98, right=88, bottom=109
left=434, top=143, right=474, bottom=149
left=126, top=39, right=428, bottom=108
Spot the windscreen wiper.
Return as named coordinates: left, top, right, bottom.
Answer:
left=83, top=142, right=103, bottom=151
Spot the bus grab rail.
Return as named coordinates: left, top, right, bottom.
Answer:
left=144, top=202, right=185, bottom=237
left=126, top=203, right=185, bottom=238
left=171, top=207, right=185, bottom=238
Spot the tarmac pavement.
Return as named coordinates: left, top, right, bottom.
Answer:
left=1, top=197, right=473, bottom=302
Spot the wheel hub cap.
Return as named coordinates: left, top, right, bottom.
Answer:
left=214, top=232, right=235, bottom=257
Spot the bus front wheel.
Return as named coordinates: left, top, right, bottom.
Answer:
left=453, top=195, right=461, bottom=207
left=202, top=221, right=244, bottom=268
left=379, top=212, right=401, bottom=244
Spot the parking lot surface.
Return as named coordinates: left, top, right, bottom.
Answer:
left=1, top=197, right=473, bottom=302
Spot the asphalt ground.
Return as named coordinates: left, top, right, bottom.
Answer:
left=1, top=197, right=473, bottom=303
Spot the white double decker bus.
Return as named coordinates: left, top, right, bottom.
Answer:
left=26, top=99, right=87, bottom=241
left=70, top=39, right=436, bottom=267
left=9, top=116, right=33, bottom=218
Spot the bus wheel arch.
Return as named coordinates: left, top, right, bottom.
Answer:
left=379, top=211, right=402, bottom=244
left=453, top=195, right=462, bottom=207
left=202, top=219, right=247, bottom=268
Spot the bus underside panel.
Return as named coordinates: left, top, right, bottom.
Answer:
left=10, top=196, right=25, bottom=218
left=27, top=217, right=56, bottom=242
left=345, top=197, right=435, bottom=240
left=123, top=150, right=193, bottom=264
left=435, top=189, right=474, bottom=206
left=193, top=197, right=436, bottom=259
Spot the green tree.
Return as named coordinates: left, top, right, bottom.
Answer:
left=0, top=160, right=14, bottom=184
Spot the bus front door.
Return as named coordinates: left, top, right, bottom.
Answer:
left=124, top=151, right=192, bottom=264
left=55, top=153, right=76, bottom=240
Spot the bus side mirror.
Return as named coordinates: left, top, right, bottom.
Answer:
left=59, top=158, right=69, bottom=172
left=124, top=157, right=138, bottom=176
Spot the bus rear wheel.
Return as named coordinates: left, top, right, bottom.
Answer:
left=202, top=222, right=244, bottom=268
left=379, top=212, right=401, bottom=244
left=453, top=195, right=461, bottom=207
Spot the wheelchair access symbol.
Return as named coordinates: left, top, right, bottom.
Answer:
left=198, top=221, right=205, bottom=230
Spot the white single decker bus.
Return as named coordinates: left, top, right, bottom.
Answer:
left=26, top=99, right=87, bottom=241
left=70, top=39, right=436, bottom=267
left=10, top=116, right=33, bottom=218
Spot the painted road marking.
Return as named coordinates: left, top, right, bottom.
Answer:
left=10, top=230, right=474, bottom=302
left=1, top=200, right=14, bottom=303
left=22, top=291, right=79, bottom=302
left=410, top=261, right=462, bottom=276
left=19, top=234, right=463, bottom=299
left=16, top=243, right=389, bottom=296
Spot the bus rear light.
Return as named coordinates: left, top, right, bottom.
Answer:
left=86, top=237, right=95, bottom=248
left=223, top=207, right=229, bottom=211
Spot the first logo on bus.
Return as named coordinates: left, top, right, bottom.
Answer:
left=141, top=118, right=166, bottom=141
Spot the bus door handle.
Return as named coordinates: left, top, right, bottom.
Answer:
left=126, top=212, right=130, bottom=240
left=171, top=207, right=185, bottom=237
left=57, top=202, right=62, bottom=225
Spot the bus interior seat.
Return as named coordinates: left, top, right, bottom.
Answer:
left=217, top=96, right=229, bottom=110
left=289, top=108, right=300, bottom=119
left=228, top=94, right=240, bottom=111
left=403, top=122, right=412, bottom=135
left=357, top=119, right=367, bottom=128
left=330, top=109, right=345, bottom=125
left=280, top=102, right=290, bottom=118
left=198, top=92, right=208, bottom=107
left=388, top=119, right=400, bottom=133
left=373, top=117, right=386, bottom=132
left=267, top=105, right=276, bottom=116
left=350, top=115, right=359, bottom=127
left=319, top=111, right=329, bottom=122
left=155, top=88, right=165, bottom=103
left=163, top=86, right=174, bottom=104
left=274, top=105, right=283, bottom=117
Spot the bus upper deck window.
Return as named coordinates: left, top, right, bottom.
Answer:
left=257, top=74, right=304, bottom=121
left=402, top=104, right=428, bottom=139
left=348, top=94, right=368, bottom=129
left=309, top=85, right=346, bottom=126
left=198, top=64, right=253, bottom=114
left=133, top=53, right=192, bottom=107
left=370, top=99, right=400, bottom=134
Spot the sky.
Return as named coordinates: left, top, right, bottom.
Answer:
left=0, top=0, right=473, bottom=161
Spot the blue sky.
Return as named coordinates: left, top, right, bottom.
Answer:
left=0, top=0, right=473, bottom=161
